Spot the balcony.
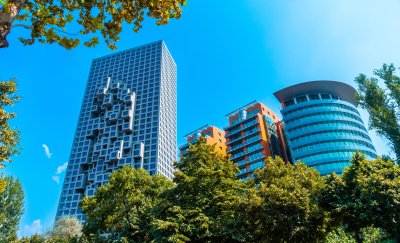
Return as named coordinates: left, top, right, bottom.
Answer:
left=227, top=135, right=261, bottom=153
left=224, top=113, right=258, bottom=130
left=102, top=95, right=113, bottom=108
left=230, top=151, right=246, bottom=160
left=226, top=127, right=261, bottom=146
left=97, top=87, right=107, bottom=97
left=226, top=135, right=243, bottom=145
left=235, top=158, right=266, bottom=177
left=110, top=81, right=120, bottom=91
left=121, top=109, right=133, bottom=119
left=85, top=129, right=96, bottom=139
left=122, top=121, right=133, bottom=132
left=235, top=159, right=247, bottom=167
left=123, top=93, right=135, bottom=104
left=106, top=111, right=119, bottom=123
left=226, top=119, right=258, bottom=137
left=89, top=104, right=99, bottom=114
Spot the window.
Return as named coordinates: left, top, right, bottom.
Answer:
left=308, top=94, right=320, bottom=100
left=284, top=99, right=295, bottom=107
left=296, top=95, right=307, bottom=103
left=321, top=93, right=330, bottom=99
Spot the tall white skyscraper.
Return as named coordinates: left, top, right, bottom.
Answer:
left=56, top=41, right=177, bottom=221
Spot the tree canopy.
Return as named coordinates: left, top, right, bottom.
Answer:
left=0, top=176, right=24, bottom=242
left=47, top=216, right=82, bottom=241
left=320, top=152, right=400, bottom=241
left=0, top=79, right=20, bottom=193
left=151, top=137, right=245, bottom=242
left=59, top=139, right=400, bottom=242
left=0, top=0, right=186, bottom=49
left=235, top=157, right=330, bottom=242
left=355, top=63, right=400, bottom=162
left=80, top=166, right=173, bottom=242
left=0, top=79, right=20, bottom=170
left=325, top=226, right=385, bottom=243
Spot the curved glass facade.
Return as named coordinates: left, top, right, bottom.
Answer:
left=278, top=89, right=377, bottom=175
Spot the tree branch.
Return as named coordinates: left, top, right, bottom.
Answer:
left=11, top=23, right=31, bottom=29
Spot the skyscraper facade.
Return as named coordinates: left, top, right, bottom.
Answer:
left=274, top=80, right=377, bottom=175
left=56, top=41, right=177, bottom=221
left=224, top=101, right=289, bottom=180
left=179, top=125, right=226, bottom=157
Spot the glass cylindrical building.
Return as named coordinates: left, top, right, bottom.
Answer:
left=274, top=80, right=377, bottom=175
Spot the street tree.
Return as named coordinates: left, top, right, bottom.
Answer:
left=47, top=216, right=82, bottom=240
left=151, top=137, right=245, bottom=242
left=80, top=166, right=173, bottom=242
left=320, top=152, right=400, bottom=241
left=235, top=157, right=330, bottom=242
left=324, top=226, right=385, bottom=243
left=0, top=176, right=24, bottom=242
left=0, top=0, right=186, bottom=49
left=19, top=234, right=46, bottom=243
left=355, top=63, right=400, bottom=162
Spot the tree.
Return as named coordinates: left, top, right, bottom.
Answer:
left=47, top=216, right=82, bottom=240
left=325, top=226, right=385, bottom=243
left=355, top=63, right=400, bottom=162
left=151, top=137, right=245, bottom=242
left=325, top=227, right=356, bottom=243
left=320, top=152, right=400, bottom=241
left=0, top=0, right=186, bottom=49
left=0, top=80, right=20, bottom=167
left=0, top=79, right=20, bottom=193
left=19, top=234, right=46, bottom=243
left=0, top=176, right=24, bottom=242
left=235, top=157, right=330, bottom=242
left=80, top=166, right=173, bottom=242
left=360, top=226, right=386, bottom=243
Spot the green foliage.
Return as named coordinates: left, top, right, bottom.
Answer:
left=0, top=176, right=24, bottom=242
left=355, top=64, right=400, bottom=162
left=19, top=233, right=90, bottom=243
left=324, top=226, right=386, bottom=243
left=0, top=79, right=20, bottom=170
left=74, top=140, right=399, bottom=242
left=361, top=226, right=386, bottom=243
left=0, top=79, right=20, bottom=193
left=325, top=227, right=356, bottom=243
left=47, top=216, right=82, bottom=240
left=151, top=137, right=245, bottom=242
left=320, top=152, right=400, bottom=240
left=80, top=166, right=173, bottom=242
left=0, top=0, right=187, bottom=49
left=235, top=157, right=330, bottom=242
left=19, top=234, right=46, bottom=243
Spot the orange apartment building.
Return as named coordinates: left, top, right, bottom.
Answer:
left=179, top=125, right=227, bottom=157
left=224, top=101, right=289, bottom=180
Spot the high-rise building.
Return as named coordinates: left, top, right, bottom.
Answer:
left=179, top=125, right=226, bottom=157
left=224, top=101, right=289, bottom=180
left=274, top=80, right=377, bottom=175
left=55, top=41, right=177, bottom=221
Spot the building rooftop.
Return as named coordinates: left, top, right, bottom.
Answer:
left=225, top=100, right=260, bottom=118
left=274, top=80, right=358, bottom=106
left=183, top=124, right=213, bottom=139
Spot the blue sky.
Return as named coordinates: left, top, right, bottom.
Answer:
left=2, top=0, right=400, bottom=237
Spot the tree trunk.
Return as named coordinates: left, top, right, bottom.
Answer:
left=0, top=0, right=25, bottom=48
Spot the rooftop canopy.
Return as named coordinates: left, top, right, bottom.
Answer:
left=225, top=100, right=260, bottom=118
left=183, top=124, right=213, bottom=139
left=274, top=80, right=358, bottom=106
